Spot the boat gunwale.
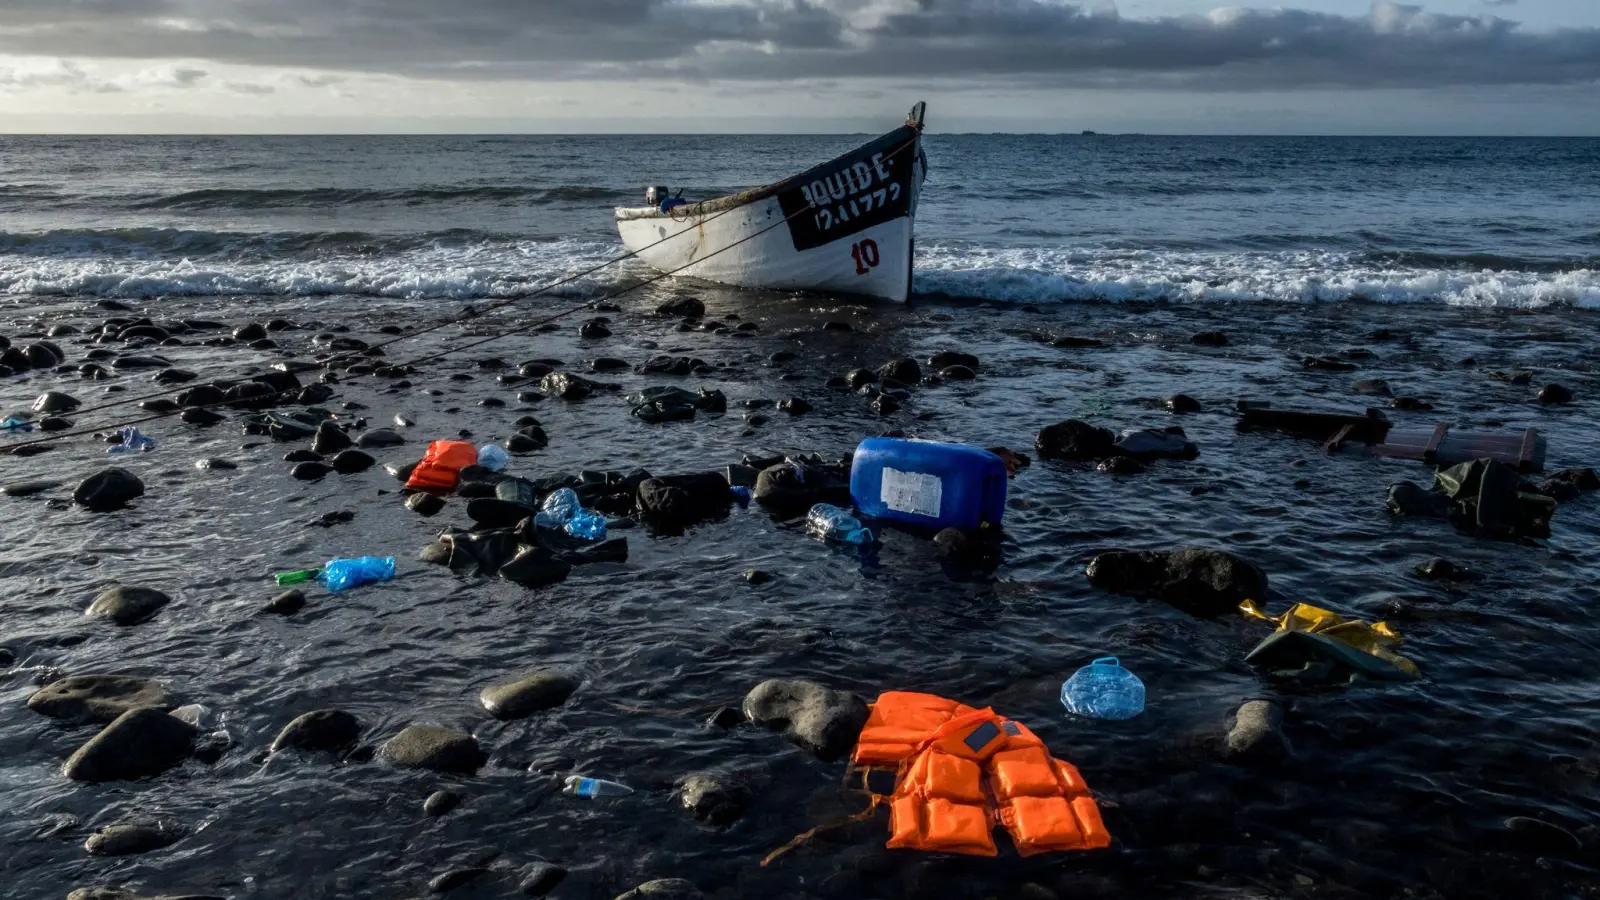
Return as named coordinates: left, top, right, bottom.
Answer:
left=613, top=124, right=920, bottom=223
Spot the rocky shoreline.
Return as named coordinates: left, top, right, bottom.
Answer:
left=2, top=287, right=1597, bottom=899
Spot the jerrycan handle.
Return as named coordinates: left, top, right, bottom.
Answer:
left=1092, top=657, right=1121, bottom=668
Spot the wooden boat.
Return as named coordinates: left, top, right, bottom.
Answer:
left=615, top=103, right=927, bottom=303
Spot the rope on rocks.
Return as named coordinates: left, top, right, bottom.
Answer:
left=9, top=132, right=924, bottom=452
left=760, top=766, right=890, bottom=867
left=40, top=187, right=770, bottom=423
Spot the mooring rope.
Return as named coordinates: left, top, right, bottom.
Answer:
left=8, top=131, right=923, bottom=452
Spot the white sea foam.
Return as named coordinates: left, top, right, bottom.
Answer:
left=2, top=237, right=1596, bottom=309
left=912, top=245, right=1600, bottom=309
left=0, top=237, right=645, bottom=301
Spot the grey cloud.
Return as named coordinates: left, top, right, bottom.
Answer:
left=136, top=64, right=210, bottom=88
left=0, top=1, right=1596, bottom=90
left=0, top=60, right=117, bottom=92
left=0, top=57, right=285, bottom=94
left=284, top=72, right=346, bottom=88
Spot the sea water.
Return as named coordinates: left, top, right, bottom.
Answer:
left=1, top=134, right=1595, bottom=308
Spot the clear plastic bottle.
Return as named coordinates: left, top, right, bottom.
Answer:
left=564, top=509, right=608, bottom=541
left=1060, top=657, right=1145, bottom=721
left=477, top=444, right=509, bottom=472
left=806, top=503, right=873, bottom=545
left=319, top=556, right=396, bottom=592
left=535, top=488, right=581, bottom=528
left=562, top=775, right=633, bottom=798
left=169, top=704, right=210, bottom=728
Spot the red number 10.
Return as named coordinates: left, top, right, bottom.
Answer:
left=851, top=239, right=880, bottom=275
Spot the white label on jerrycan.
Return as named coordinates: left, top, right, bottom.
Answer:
left=881, top=467, right=943, bottom=518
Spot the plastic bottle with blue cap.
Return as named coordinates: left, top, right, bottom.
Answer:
left=806, top=503, right=873, bottom=545
left=563, top=775, right=633, bottom=798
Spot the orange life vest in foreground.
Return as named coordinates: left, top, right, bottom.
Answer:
left=405, top=440, right=479, bottom=493
left=853, top=691, right=1111, bottom=857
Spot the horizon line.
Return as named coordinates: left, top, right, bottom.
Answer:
left=2, top=131, right=1598, bottom=139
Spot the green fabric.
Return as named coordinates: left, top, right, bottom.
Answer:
left=1245, top=630, right=1417, bottom=683
left=1432, top=458, right=1555, bottom=539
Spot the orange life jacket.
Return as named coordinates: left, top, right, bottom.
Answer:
left=853, top=692, right=1110, bottom=857
left=405, top=440, right=479, bottom=493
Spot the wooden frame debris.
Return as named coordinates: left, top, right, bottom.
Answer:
left=1236, top=401, right=1545, bottom=473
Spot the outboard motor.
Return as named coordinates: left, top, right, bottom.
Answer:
left=645, top=186, right=669, bottom=207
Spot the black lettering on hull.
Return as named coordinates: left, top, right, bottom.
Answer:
left=780, top=125, right=919, bottom=252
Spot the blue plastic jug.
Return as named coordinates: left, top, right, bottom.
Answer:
left=1061, top=657, right=1145, bottom=720
left=849, top=438, right=1007, bottom=531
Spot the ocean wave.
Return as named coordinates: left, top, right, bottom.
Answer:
left=0, top=227, right=521, bottom=259
left=969, top=181, right=1272, bottom=201
left=1097, top=179, right=1275, bottom=197
left=0, top=183, right=70, bottom=209
left=0, top=238, right=644, bottom=301
left=118, top=184, right=631, bottom=211
left=911, top=245, right=1600, bottom=309
left=1362, top=249, right=1600, bottom=274
left=3, top=237, right=1597, bottom=309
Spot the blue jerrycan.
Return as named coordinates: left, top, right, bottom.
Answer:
left=849, top=438, right=1008, bottom=531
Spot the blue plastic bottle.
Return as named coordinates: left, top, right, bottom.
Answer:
left=535, top=488, right=581, bottom=528
left=319, top=556, right=396, bottom=592
left=1061, top=657, right=1145, bottom=720
left=563, top=775, right=633, bottom=798
left=807, top=503, right=873, bottom=545
left=564, top=509, right=607, bottom=541
left=849, top=438, right=1007, bottom=531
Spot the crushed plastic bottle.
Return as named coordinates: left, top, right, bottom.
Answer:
left=534, top=487, right=606, bottom=539
left=806, top=503, right=873, bottom=545
left=477, top=444, right=509, bottom=472
left=563, top=775, right=634, bottom=798
left=169, top=704, right=210, bottom=728
left=1061, top=657, right=1145, bottom=721
left=106, top=425, right=156, bottom=454
left=564, top=509, right=607, bottom=541
left=534, top=488, right=582, bottom=528
left=318, top=556, right=396, bottom=593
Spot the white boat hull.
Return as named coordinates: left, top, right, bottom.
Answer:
left=616, top=193, right=916, bottom=303
left=616, top=110, right=925, bottom=303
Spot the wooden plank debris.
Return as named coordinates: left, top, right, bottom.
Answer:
left=1236, top=401, right=1546, bottom=473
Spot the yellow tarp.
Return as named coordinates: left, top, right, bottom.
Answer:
left=1240, top=599, right=1420, bottom=678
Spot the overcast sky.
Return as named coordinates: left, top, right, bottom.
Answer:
left=1, top=0, right=1597, bottom=134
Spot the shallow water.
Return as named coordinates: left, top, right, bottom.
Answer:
left=1, top=285, right=1597, bottom=900
left=3, top=134, right=1598, bottom=307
